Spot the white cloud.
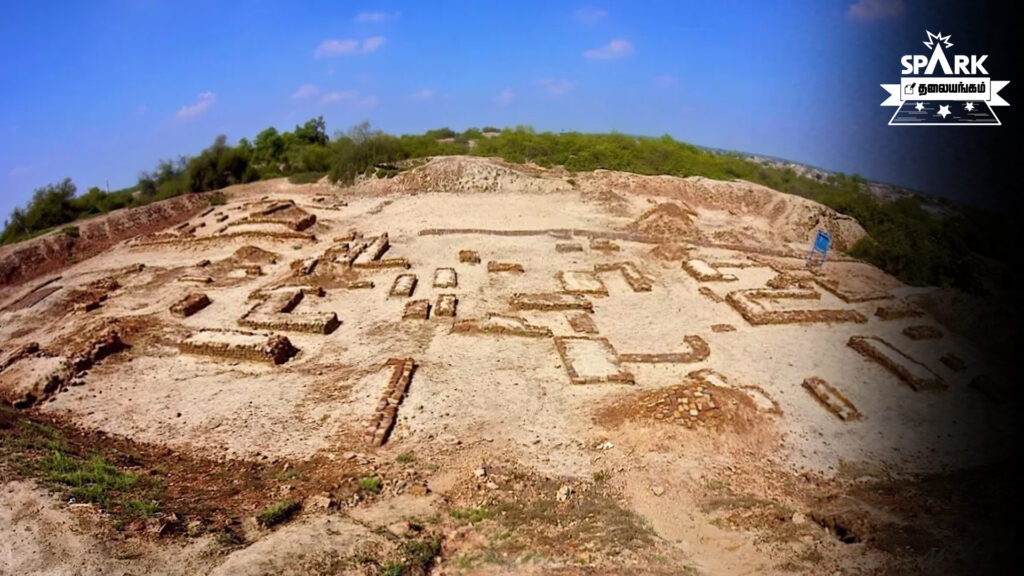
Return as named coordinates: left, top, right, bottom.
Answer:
left=494, top=88, right=516, bottom=106
left=538, top=78, right=575, bottom=96
left=8, top=164, right=35, bottom=177
left=314, top=36, right=386, bottom=57
left=408, top=89, right=436, bottom=101
left=653, top=74, right=678, bottom=87
left=315, top=39, right=359, bottom=57
left=292, top=84, right=319, bottom=99
left=584, top=39, right=633, bottom=60
left=176, top=92, right=216, bottom=119
left=321, top=90, right=359, bottom=104
left=574, top=7, right=607, bottom=22
left=847, top=0, right=905, bottom=21
left=355, top=96, right=379, bottom=110
left=355, top=10, right=401, bottom=23
left=362, top=36, right=387, bottom=52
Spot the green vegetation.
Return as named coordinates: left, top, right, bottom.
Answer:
left=1, top=121, right=1008, bottom=288
left=256, top=500, right=301, bottom=528
left=592, top=470, right=609, bottom=483
left=379, top=536, right=442, bottom=576
left=359, top=475, right=383, bottom=493
left=395, top=452, right=415, bottom=464
left=42, top=451, right=138, bottom=506
left=450, top=506, right=493, bottom=523
left=59, top=225, right=79, bottom=238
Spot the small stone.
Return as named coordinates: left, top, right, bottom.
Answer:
left=305, top=492, right=334, bottom=513
left=486, top=481, right=499, bottom=490
left=791, top=511, right=806, bottom=525
left=556, top=485, right=572, bottom=502
left=474, top=467, right=487, bottom=478
left=689, top=409, right=699, bottom=417
left=387, top=520, right=412, bottom=537
left=652, top=486, right=665, bottom=496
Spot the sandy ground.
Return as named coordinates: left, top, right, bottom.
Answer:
left=0, top=157, right=1011, bottom=575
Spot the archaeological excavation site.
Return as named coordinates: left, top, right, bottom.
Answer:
left=0, top=156, right=1015, bottom=575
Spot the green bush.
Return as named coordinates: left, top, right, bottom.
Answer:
left=59, top=225, right=79, bottom=238
left=359, top=476, right=382, bottom=493
left=256, top=500, right=300, bottom=528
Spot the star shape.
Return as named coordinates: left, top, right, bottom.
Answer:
left=914, top=102, right=924, bottom=111
left=937, top=105, right=951, bottom=119
left=965, top=102, right=975, bottom=111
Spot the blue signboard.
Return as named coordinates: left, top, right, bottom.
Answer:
left=807, top=229, right=831, bottom=269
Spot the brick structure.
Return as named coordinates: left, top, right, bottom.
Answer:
left=364, top=358, right=416, bottom=446
left=170, top=293, right=211, bottom=318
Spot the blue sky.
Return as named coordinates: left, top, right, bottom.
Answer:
left=2, top=0, right=1003, bottom=221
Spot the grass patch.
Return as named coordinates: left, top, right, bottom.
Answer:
left=450, top=506, right=492, bottom=524
left=42, top=451, right=138, bottom=506
left=256, top=500, right=301, bottom=528
left=122, top=498, right=160, bottom=517
left=380, top=535, right=442, bottom=575
left=359, top=476, right=383, bottom=493
left=207, top=190, right=227, bottom=205
left=59, top=225, right=80, bottom=238
left=592, top=470, right=609, bottom=483
left=395, top=452, right=415, bottom=464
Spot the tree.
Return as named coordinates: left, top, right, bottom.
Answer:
left=294, top=116, right=328, bottom=146
left=253, top=127, right=285, bottom=166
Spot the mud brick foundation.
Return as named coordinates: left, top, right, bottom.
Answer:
left=433, top=268, right=458, bottom=289
left=352, top=233, right=390, bottom=267
left=434, top=294, right=458, bottom=317
left=170, top=293, right=211, bottom=318
left=389, top=274, right=418, bottom=298
left=682, top=259, right=737, bottom=282
left=239, top=289, right=340, bottom=334
left=847, top=336, right=944, bottom=391
left=593, top=262, right=652, bottom=292
left=487, top=261, right=524, bottom=273
left=814, top=276, right=891, bottom=303
left=347, top=280, right=374, bottom=290
left=620, top=335, right=710, bottom=364
left=555, top=242, right=583, bottom=253
left=451, top=314, right=552, bottom=337
left=554, top=337, right=634, bottom=384
left=510, top=292, right=594, bottom=312
left=940, top=352, right=966, bottom=372
left=557, top=271, right=607, bottom=295
left=726, top=289, right=867, bottom=326
left=353, top=258, right=410, bottom=269
left=402, top=299, right=431, bottom=320
left=902, top=325, right=943, bottom=340
left=567, top=312, right=597, bottom=334
left=589, top=238, right=620, bottom=252
left=177, top=329, right=298, bottom=364
left=178, top=276, right=213, bottom=284
left=698, top=287, right=723, bottom=303
left=802, top=377, right=860, bottom=421
left=875, top=301, right=924, bottom=320
left=364, top=358, right=416, bottom=446
left=711, top=324, right=735, bottom=333
left=240, top=312, right=340, bottom=334
left=459, top=250, right=481, bottom=264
